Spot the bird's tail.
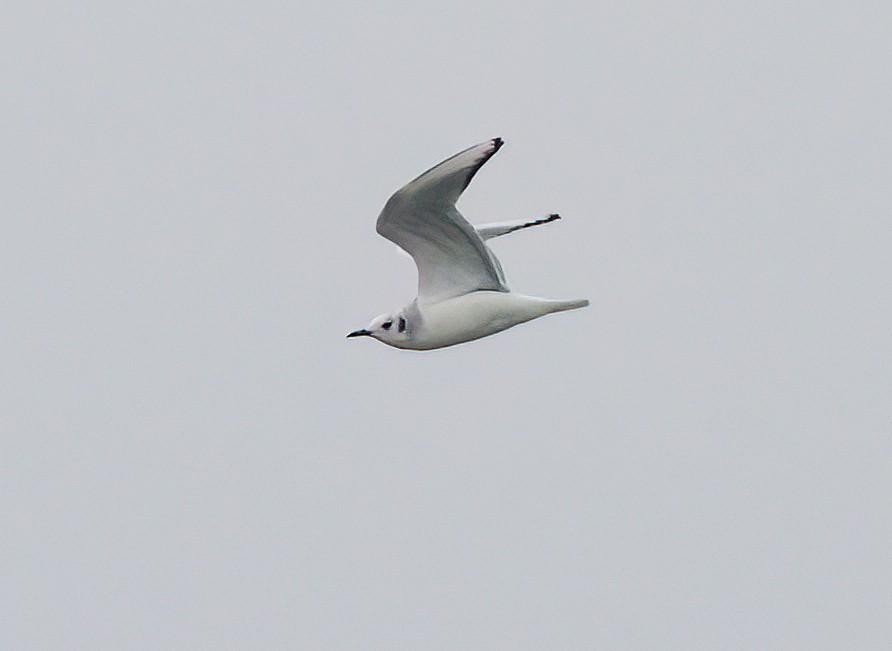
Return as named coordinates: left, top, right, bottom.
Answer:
left=546, top=298, right=590, bottom=314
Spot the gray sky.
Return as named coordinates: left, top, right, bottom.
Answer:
left=2, top=2, right=891, bottom=649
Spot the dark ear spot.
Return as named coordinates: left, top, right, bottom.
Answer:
left=398, top=317, right=406, bottom=333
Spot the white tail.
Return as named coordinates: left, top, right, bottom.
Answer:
left=547, top=298, right=590, bottom=314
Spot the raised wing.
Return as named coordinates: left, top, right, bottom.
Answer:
left=376, top=138, right=509, bottom=303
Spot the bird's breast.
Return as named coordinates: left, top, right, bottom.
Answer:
left=404, top=291, right=554, bottom=350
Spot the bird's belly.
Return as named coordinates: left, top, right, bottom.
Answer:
left=406, top=291, right=546, bottom=350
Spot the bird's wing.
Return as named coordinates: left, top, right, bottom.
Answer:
left=376, top=138, right=509, bottom=303
left=476, top=213, right=561, bottom=240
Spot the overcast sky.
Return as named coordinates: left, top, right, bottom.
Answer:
left=2, top=2, right=891, bottom=649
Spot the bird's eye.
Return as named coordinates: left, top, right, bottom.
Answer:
left=382, top=321, right=392, bottom=330
left=398, top=317, right=406, bottom=333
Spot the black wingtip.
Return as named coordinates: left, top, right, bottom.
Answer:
left=530, top=213, right=560, bottom=227
left=460, top=137, right=505, bottom=194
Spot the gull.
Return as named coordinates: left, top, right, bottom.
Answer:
left=347, top=138, right=588, bottom=350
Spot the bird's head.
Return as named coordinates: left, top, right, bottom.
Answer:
left=347, top=311, right=409, bottom=347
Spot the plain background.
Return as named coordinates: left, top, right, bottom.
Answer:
left=2, top=2, right=890, bottom=649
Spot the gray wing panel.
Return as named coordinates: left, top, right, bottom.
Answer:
left=376, top=139, right=509, bottom=302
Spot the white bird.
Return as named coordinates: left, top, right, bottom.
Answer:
left=347, top=138, right=588, bottom=350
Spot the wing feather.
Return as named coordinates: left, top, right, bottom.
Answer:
left=376, top=139, right=508, bottom=302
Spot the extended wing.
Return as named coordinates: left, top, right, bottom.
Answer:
left=476, top=213, right=561, bottom=240
left=376, top=138, right=509, bottom=303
